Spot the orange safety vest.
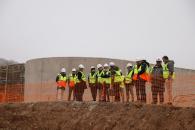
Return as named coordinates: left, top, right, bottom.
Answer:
left=57, top=74, right=67, bottom=88
left=69, top=74, right=77, bottom=88
left=133, top=65, right=149, bottom=81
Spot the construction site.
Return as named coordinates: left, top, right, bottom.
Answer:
left=1, top=0, right=195, bottom=129
left=0, top=57, right=195, bottom=130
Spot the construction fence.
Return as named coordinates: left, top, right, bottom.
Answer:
left=0, top=64, right=195, bottom=108
left=0, top=64, right=24, bottom=103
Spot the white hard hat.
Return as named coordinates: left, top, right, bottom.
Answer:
left=72, top=68, right=76, bottom=72
left=91, top=66, right=95, bottom=69
left=61, top=68, right=66, bottom=73
left=109, top=62, right=115, bottom=66
left=104, top=63, right=109, bottom=67
left=97, top=64, right=103, bottom=69
left=126, top=63, right=133, bottom=67
left=78, top=64, right=85, bottom=69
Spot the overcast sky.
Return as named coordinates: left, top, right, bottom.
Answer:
left=0, top=0, right=195, bottom=69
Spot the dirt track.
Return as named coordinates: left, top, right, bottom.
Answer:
left=0, top=102, right=195, bottom=130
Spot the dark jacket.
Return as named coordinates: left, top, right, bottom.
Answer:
left=151, top=65, right=165, bottom=86
left=77, top=71, right=83, bottom=81
left=167, top=60, right=175, bottom=73
left=151, top=65, right=163, bottom=78
left=138, top=61, right=150, bottom=75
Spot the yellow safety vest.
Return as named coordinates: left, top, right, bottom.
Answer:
left=120, top=75, right=125, bottom=88
left=76, top=71, right=86, bottom=83
left=59, top=74, right=67, bottom=81
left=57, top=74, right=67, bottom=87
left=114, top=70, right=122, bottom=83
left=163, top=63, right=175, bottom=79
left=97, top=70, right=104, bottom=84
left=133, top=64, right=149, bottom=81
left=125, top=70, right=133, bottom=84
left=89, top=72, right=96, bottom=84
left=69, top=74, right=77, bottom=84
left=103, top=71, right=111, bottom=84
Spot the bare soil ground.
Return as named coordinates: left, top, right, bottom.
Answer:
left=0, top=101, right=195, bottom=130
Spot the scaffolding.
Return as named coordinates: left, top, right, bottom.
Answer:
left=0, top=64, right=25, bottom=103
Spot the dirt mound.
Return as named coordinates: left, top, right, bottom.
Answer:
left=0, top=102, right=195, bottom=130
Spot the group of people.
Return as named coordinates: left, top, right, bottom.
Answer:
left=56, top=56, right=175, bottom=105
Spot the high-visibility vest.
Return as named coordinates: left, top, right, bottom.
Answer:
left=69, top=74, right=77, bottom=88
left=120, top=75, right=125, bottom=88
left=163, top=63, right=175, bottom=79
left=102, top=71, right=111, bottom=84
left=133, top=65, right=150, bottom=81
left=76, top=71, right=86, bottom=83
left=125, top=70, right=133, bottom=84
left=57, top=74, right=67, bottom=87
left=89, top=72, right=96, bottom=84
left=133, top=65, right=138, bottom=81
left=114, top=70, right=122, bottom=83
left=97, top=70, right=104, bottom=84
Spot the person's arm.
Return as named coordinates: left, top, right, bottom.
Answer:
left=56, top=75, right=59, bottom=82
left=168, top=61, right=174, bottom=76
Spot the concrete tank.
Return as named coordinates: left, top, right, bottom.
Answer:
left=24, top=57, right=195, bottom=107
left=24, top=57, right=132, bottom=102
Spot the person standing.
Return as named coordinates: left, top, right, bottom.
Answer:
left=151, top=59, right=165, bottom=104
left=88, top=66, right=97, bottom=101
left=96, top=64, right=104, bottom=101
left=125, top=63, right=134, bottom=102
left=110, top=62, right=122, bottom=102
left=120, top=74, right=125, bottom=103
left=109, top=62, right=116, bottom=102
left=68, top=68, right=77, bottom=101
left=75, top=64, right=87, bottom=101
left=133, top=59, right=150, bottom=103
left=56, top=68, right=67, bottom=101
left=101, top=63, right=111, bottom=102
left=162, top=56, right=175, bottom=105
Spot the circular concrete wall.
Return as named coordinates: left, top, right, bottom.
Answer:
left=24, top=57, right=133, bottom=102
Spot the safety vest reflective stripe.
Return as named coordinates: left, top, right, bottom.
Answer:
left=163, top=63, right=175, bottom=79
left=89, top=73, right=96, bottom=84
left=114, top=70, right=122, bottom=83
left=97, top=71, right=104, bottom=83
left=125, top=70, right=133, bottom=84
